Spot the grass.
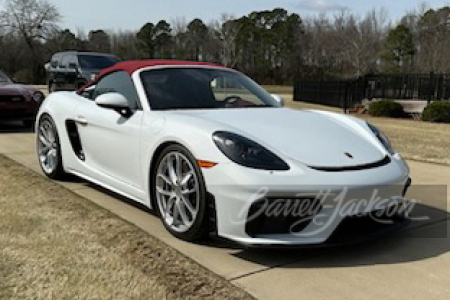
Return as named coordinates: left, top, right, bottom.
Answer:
left=262, top=85, right=293, bottom=95
left=283, top=96, right=342, bottom=113
left=0, top=155, right=254, bottom=300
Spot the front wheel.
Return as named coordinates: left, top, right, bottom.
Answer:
left=153, top=145, right=209, bottom=242
left=37, top=114, right=66, bottom=179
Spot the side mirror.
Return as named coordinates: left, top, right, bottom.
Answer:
left=95, top=92, right=131, bottom=116
left=271, top=94, right=284, bottom=107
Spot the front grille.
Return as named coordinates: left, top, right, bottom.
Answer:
left=246, top=198, right=323, bottom=237
left=0, top=95, right=26, bottom=103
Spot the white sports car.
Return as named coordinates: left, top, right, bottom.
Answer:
left=36, top=60, right=411, bottom=246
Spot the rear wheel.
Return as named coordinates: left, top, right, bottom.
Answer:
left=153, top=145, right=208, bottom=241
left=37, top=114, right=66, bottom=179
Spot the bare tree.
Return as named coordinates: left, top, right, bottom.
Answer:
left=303, top=9, right=389, bottom=78
left=333, top=9, right=389, bottom=77
left=213, top=14, right=242, bottom=67
left=0, top=0, right=60, bottom=47
left=303, top=14, right=342, bottom=75
left=110, top=30, right=140, bottom=60
left=0, top=0, right=60, bottom=81
left=171, top=16, right=189, bottom=59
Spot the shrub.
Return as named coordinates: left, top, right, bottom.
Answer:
left=422, top=102, right=450, bottom=123
left=369, top=100, right=405, bottom=118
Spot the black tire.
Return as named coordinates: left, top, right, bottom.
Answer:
left=152, top=144, right=209, bottom=242
left=37, top=114, right=66, bottom=180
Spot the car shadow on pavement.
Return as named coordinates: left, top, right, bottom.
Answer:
left=0, top=121, right=33, bottom=133
left=232, top=204, right=450, bottom=269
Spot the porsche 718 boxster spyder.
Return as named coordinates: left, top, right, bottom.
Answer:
left=36, top=60, right=411, bottom=246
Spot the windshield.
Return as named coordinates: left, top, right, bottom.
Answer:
left=0, top=70, right=12, bottom=83
left=140, top=68, right=278, bottom=110
left=78, top=55, right=120, bottom=70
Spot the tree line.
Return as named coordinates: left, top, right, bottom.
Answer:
left=1, top=0, right=450, bottom=84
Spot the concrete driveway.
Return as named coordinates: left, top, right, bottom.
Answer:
left=0, top=123, right=449, bottom=300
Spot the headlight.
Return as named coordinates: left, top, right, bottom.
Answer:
left=213, top=131, right=290, bottom=171
left=32, top=91, right=45, bottom=102
left=367, top=123, right=395, bottom=155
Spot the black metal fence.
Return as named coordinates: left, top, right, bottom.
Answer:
left=294, top=73, right=450, bottom=110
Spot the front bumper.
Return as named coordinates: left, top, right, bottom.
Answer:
left=203, top=154, right=411, bottom=246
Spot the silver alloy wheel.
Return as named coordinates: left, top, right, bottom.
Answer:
left=37, top=119, right=58, bottom=174
left=155, top=152, right=200, bottom=233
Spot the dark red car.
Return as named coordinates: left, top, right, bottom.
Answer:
left=0, top=69, right=45, bottom=127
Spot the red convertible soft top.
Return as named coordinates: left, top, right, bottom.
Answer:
left=79, top=59, right=225, bottom=92
left=105, top=59, right=224, bottom=75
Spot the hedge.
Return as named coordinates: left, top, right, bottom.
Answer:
left=369, top=100, right=405, bottom=118
left=422, top=102, right=450, bottom=123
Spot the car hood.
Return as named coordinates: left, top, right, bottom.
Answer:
left=175, top=108, right=385, bottom=168
left=0, top=82, right=36, bottom=96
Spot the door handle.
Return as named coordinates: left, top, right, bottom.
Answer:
left=76, top=116, right=88, bottom=126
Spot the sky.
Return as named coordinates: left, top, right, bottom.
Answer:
left=2, top=0, right=450, bottom=32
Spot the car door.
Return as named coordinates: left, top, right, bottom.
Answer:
left=75, top=71, right=144, bottom=189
